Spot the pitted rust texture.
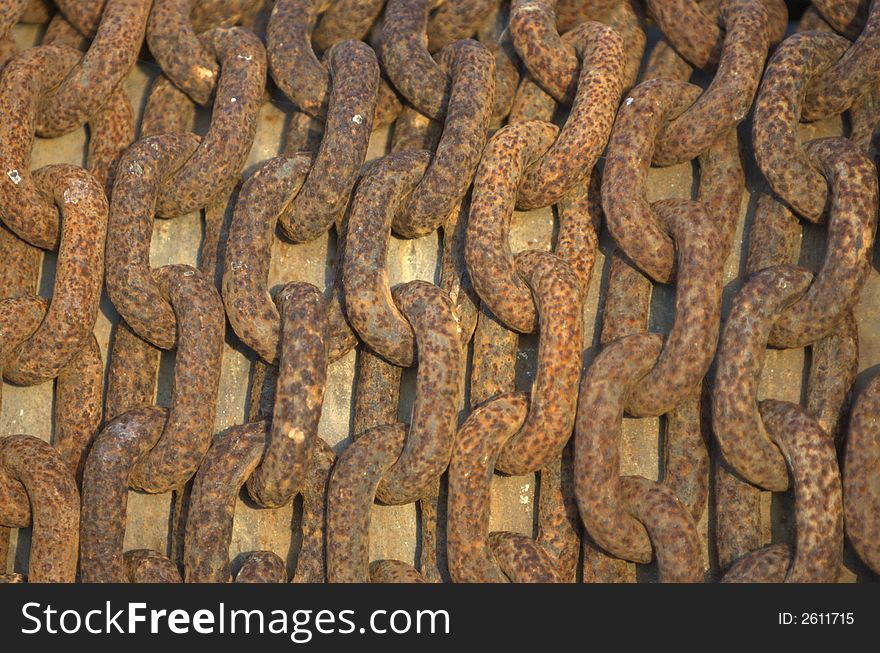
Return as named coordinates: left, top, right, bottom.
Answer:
left=488, top=532, right=561, bottom=582
left=147, top=0, right=220, bottom=106
left=469, top=305, right=518, bottom=407
left=374, top=281, right=464, bottom=505
left=494, top=252, right=583, bottom=475
left=268, top=0, right=398, bottom=124
left=601, top=79, right=702, bottom=283
left=465, top=120, right=558, bottom=333
left=620, top=476, right=702, bottom=582
left=803, top=1, right=880, bottom=121
left=508, top=74, right=556, bottom=124
left=752, top=31, right=851, bottom=222
left=223, top=154, right=356, bottom=365
left=722, top=543, right=790, bottom=583
left=342, top=150, right=432, bottom=366
left=313, top=0, right=385, bottom=50
left=622, top=201, right=723, bottom=417
left=185, top=420, right=269, bottom=583
left=745, top=190, right=802, bottom=274
left=574, top=334, right=661, bottom=564
left=105, top=322, right=160, bottom=422
left=651, top=0, right=770, bottom=166
left=844, top=373, right=880, bottom=575
left=664, top=393, right=709, bottom=522
left=55, top=335, right=103, bottom=481
left=759, top=400, right=844, bottom=582
left=712, top=265, right=813, bottom=491
left=155, top=27, right=266, bottom=218
left=812, top=0, right=871, bottom=38
left=392, top=40, right=495, bottom=238
left=427, top=0, right=494, bottom=52
left=643, top=38, right=693, bottom=83
left=535, top=450, right=580, bottom=582
left=715, top=458, right=762, bottom=570
left=281, top=41, right=379, bottom=243
left=34, top=0, right=150, bottom=138
left=327, top=423, right=407, bottom=583
left=515, top=23, right=624, bottom=210
left=0, top=436, right=79, bottom=583
left=645, top=0, right=723, bottom=69
left=381, top=0, right=456, bottom=121
left=106, top=133, right=202, bottom=349
left=440, top=201, right=480, bottom=348
left=447, top=392, right=529, bottom=582
left=806, top=312, right=859, bottom=442
left=246, top=282, right=328, bottom=508
left=600, top=252, right=652, bottom=345
left=55, top=0, right=105, bottom=36
left=293, top=439, right=335, bottom=583
left=766, top=138, right=879, bottom=349
left=369, top=559, right=428, bottom=583
left=352, top=348, right=403, bottom=437
left=2, top=165, right=107, bottom=387
left=127, top=265, right=225, bottom=494
left=87, top=87, right=136, bottom=195
left=477, top=0, right=519, bottom=125
left=0, top=1, right=30, bottom=40
left=235, top=551, right=287, bottom=583
left=124, top=549, right=183, bottom=583
left=141, top=75, right=198, bottom=138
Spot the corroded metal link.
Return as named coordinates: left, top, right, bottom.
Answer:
left=326, top=423, right=406, bottom=582
left=619, top=476, right=703, bottom=582
left=0, top=1, right=30, bottom=40
left=447, top=392, right=528, bottom=582
left=141, top=75, right=198, bottom=137
left=758, top=400, right=844, bottom=582
left=106, top=133, right=202, bottom=349
left=105, top=322, right=160, bottom=421
left=124, top=550, right=182, bottom=583
left=313, top=0, right=384, bottom=49
left=223, top=156, right=356, bottom=365
left=34, top=0, right=150, bottom=138
left=767, top=138, right=879, bottom=349
left=147, top=0, right=221, bottom=106
left=127, top=265, right=225, bottom=493
left=601, top=80, right=700, bottom=283
left=2, top=165, right=107, bottom=386
left=843, top=373, right=880, bottom=575
left=342, top=151, right=432, bottom=366
left=87, top=86, right=136, bottom=195
left=515, top=23, right=624, bottom=210
left=235, top=551, right=287, bottom=583
left=603, top=0, right=647, bottom=89
left=623, top=200, right=724, bottom=417
left=54, top=335, right=103, bottom=481
left=391, top=40, right=495, bottom=238
left=382, top=0, right=453, bottom=121
left=488, top=532, right=561, bottom=582
left=369, top=559, right=429, bottom=583
left=352, top=350, right=402, bottom=437
left=715, top=458, right=762, bottom=569
left=293, top=439, right=335, bottom=583
left=508, top=73, right=556, bottom=123
left=427, top=0, right=495, bottom=52
left=478, top=1, right=520, bottom=125
left=469, top=305, right=518, bottom=407
left=712, top=265, right=813, bottom=492
left=246, top=283, right=328, bottom=508
left=646, top=0, right=723, bottom=69
left=643, top=38, right=693, bottom=82
left=0, top=46, right=120, bottom=248
left=0, top=436, right=79, bottom=583
left=281, top=41, right=379, bottom=243
left=374, top=281, right=464, bottom=504
left=55, top=0, right=105, bottom=36
left=752, top=31, right=851, bottom=222
left=807, top=312, right=859, bottom=442
left=812, top=0, right=871, bottom=38
left=536, top=450, right=580, bottom=582
left=651, top=0, right=770, bottom=166
left=803, top=0, right=880, bottom=121
left=574, top=334, right=661, bottom=564
left=494, top=252, right=582, bottom=475
left=185, top=420, right=269, bottom=583
left=722, top=543, right=790, bottom=582
left=465, top=121, right=557, bottom=333
left=268, top=0, right=398, bottom=124
left=0, top=296, right=45, bottom=369
left=603, top=79, right=742, bottom=283
left=155, top=27, right=266, bottom=217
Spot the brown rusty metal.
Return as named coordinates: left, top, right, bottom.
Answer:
left=0, top=435, right=79, bottom=582
left=235, top=551, right=287, bottom=583
left=124, top=549, right=182, bottom=583
left=843, top=373, right=880, bottom=575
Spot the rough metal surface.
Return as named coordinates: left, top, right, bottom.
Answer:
left=1, top=21, right=877, bottom=583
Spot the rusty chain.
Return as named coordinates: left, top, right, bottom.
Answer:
left=0, top=0, right=878, bottom=584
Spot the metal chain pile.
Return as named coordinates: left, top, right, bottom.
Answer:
left=0, top=0, right=877, bottom=583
